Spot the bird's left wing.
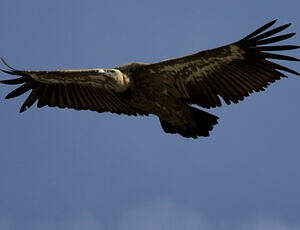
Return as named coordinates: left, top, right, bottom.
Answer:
left=137, top=20, right=299, bottom=108
left=0, top=60, right=146, bottom=115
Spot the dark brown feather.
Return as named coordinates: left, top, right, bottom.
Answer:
left=20, top=86, right=41, bottom=113
left=255, top=33, right=296, bottom=45
left=253, top=45, right=300, bottom=52
left=241, top=19, right=277, bottom=41
left=262, top=60, right=300, bottom=76
left=258, top=52, right=299, bottom=61
left=102, top=89, right=119, bottom=112
left=5, top=82, right=35, bottom=99
left=37, top=85, right=51, bottom=108
left=223, top=64, right=251, bottom=95
left=64, top=85, right=74, bottom=107
left=56, top=84, right=67, bottom=108
left=48, top=84, right=58, bottom=107
left=91, top=88, right=107, bottom=109
left=82, top=86, right=97, bottom=108
left=229, top=61, right=265, bottom=91
left=248, top=23, right=291, bottom=42
left=77, top=85, right=93, bottom=109
left=88, top=87, right=105, bottom=109
left=208, top=73, right=232, bottom=105
left=68, top=85, right=81, bottom=109
left=0, top=77, right=28, bottom=85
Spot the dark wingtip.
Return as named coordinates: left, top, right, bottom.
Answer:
left=255, top=32, right=296, bottom=46
left=1, top=68, right=12, bottom=74
left=1, top=68, right=18, bottom=75
left=283, top=22, right=292, bottom=29
left=267, top=19, right=278, bottom=26
left=5, top=93, right=13, bottom=99
left=0, top=58, right=17, bottom=70
left=4, top=82, right=33, bottom=100
left=0, top=77, right=28, bottom=85
left=241, top=19, right=278, bottom=41
left=19, top=105, right=27, bottom=113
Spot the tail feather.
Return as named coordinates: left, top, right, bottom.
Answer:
left=160, top=106, right=219, bottom=138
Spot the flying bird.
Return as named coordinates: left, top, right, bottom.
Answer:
left=1, top=20, right=299, bottom=138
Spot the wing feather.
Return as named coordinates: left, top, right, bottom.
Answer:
left=0, top=76, right=28, bottom=85
left=88, top=86, right=104, bottom=109
left=49, top=84, right=58, bottom=107
left=57, top=84, right=67, bottom=108
left=247, top=23, right=292, bottom=42
left=5, top=82, right=36, bottom=99
left=64, top=85, right=74, bottom=107
left=82, top=86, right=97, bottom=109
left=20, top=86, right=41, bottom=112
left=37, top=85, right=49, bottom=108
left=254, top=33, right=296, bottom=45
left=241, top=19, right=277, bottom=40
left=208, top=72, right=232, bottom=104
left=225, top=65, right=251, bottom=94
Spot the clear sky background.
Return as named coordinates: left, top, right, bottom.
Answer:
left=0, top=1, right=299, bottom=230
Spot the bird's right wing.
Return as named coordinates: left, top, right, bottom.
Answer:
left=138, top=20, right=299, bottom=109
left=0, top=60, right=146, bottom=115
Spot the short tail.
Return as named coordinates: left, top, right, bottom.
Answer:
left=160, top=106, right=219, bottom=138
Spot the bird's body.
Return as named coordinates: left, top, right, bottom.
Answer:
left=119, top=63, right=215, bottom=132
left=1, top=20, right=299, bottom=138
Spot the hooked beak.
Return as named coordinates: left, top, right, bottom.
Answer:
left=97, top=69, right=111, bottom=80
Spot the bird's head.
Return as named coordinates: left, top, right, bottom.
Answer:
left=96, top=68, right=130, bottom=92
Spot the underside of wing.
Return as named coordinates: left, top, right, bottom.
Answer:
left=0, top=61, right=147, bottom=116
left=138, top=20, right=299, bottom=109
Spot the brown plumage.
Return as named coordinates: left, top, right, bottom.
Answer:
left=1, top=20, right=299, bottom=138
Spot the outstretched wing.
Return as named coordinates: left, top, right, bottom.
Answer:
left=0, top=61, right=146, bottom=115
left=138, top=20, right=299, bottom=108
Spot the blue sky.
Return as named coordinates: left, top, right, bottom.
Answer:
left=0, top=0, right=299, bottom=229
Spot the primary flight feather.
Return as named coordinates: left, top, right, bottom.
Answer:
left=1, top=20, right=299, bottom=138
